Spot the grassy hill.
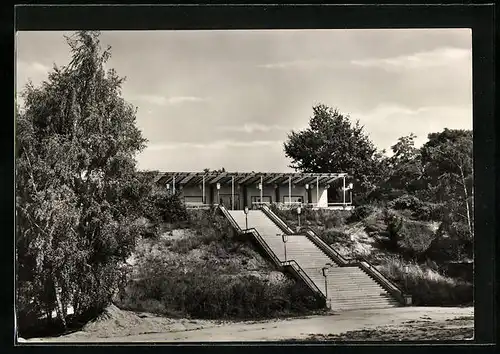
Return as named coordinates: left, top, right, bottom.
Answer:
left=115, top=209, right=323, bottom=320
left=271, top=205, right=473, bottom=306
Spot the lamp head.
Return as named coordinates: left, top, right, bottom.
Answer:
left=305, top=183, right=309, bottom=190
left=297, top=206, right=302, bottom=215
left=348, top=183, right=354, bottom=190
left=244, top=206, right=249, bottom=214
left=216, top=183, right=221, bottom=190
left=166, top=184, right=170, bottom=190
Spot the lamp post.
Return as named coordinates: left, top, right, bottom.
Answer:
left=322, top=262, right=333, bottom=308
left=279, top=233, right=288, bottom=261
left=403, top=264, right=409, bottom=291
left=305, top=184, right=309, bottom=206
left=244, top=206, right=249, bottom=230
left=166, top=183, right=170, bottom=195
left=297, top=206, right=302, bottom=230
left=216, top=183, right=221, bottom=205
left=348, top=183, right=354, bottom=205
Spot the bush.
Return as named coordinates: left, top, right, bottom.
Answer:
left=388, top=195, right=443, bottom=221
left=347, top=204, right=374, bottom=223
left=376, top=210, right=435, bottom=258
left=117, top=269, right=320, bottom=320
left=270, top=205, right=346, bottom=230
left=143, top=189, right=189, bottom=225
left=389, top=195, right=422, bottom=210
left=318, top=229, right=350, bottom=245
left=378, top=256, right=473, bottom=306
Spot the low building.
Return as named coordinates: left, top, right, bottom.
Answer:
left=154, top=171, right=354, bottom=210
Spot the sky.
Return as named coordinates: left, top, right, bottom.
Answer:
left=16, top=29, right=472, bottom=173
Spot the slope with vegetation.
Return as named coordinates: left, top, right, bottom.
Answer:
left=116, top=202, right=322, bottom=320
left=280, top=104, right=474, bottom=307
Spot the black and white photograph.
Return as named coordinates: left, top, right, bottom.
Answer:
left=16, top=26, right=475, bottom=343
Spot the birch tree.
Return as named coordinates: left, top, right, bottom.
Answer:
left=16, top=31, right=148, bottom=330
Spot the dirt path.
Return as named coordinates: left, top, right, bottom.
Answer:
left=23, top=306, right=473, bottom=343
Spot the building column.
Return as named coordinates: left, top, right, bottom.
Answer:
left=342, top=175, right=346, bottom=206
left=316, top=176, right=319, bottom=207
left=260, top=175, right=263, bottom=204
left=202, top=175, right=206, bottom=204
left=243, top=185, right=248, bottom=208
left=209, top=185, right=214, bottom=205
left=288, top=176, right=291, bottom=206
left=231, top=176, right=235, bottom=210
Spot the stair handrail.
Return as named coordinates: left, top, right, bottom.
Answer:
left=218, top=206, right=325, bottom=300
left=260, top=205, right=295, bottom=234
left=354, top=257, right=410, bottom=304
left=260, top=205, right=412, bottom=305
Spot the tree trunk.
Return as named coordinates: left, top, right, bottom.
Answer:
left=470, top=166, right=474, bottom=237
left=53, top=277, right=67, bottom=329
left=459, top=167, right=473, bottom=239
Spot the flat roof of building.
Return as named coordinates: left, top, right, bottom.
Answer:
left=154, top=171, right=348, bottom=187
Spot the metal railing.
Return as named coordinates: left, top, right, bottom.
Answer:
left=218, top=206, right=326, bottom=300
left=260, top=204, right=411, bottom=306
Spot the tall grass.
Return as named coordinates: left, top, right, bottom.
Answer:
left=379, top=256, right=473, bottom=306
left=117, top=267, right=321, bottom=319
left=270, top=205, right=346, bottom=230
left=117, top=207, right=322, bottom=319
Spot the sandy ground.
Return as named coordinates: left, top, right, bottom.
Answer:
left=21, top=305, right=473, bottom=343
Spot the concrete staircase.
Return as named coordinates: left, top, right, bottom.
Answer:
left=227, top=209, right=400, bottom=311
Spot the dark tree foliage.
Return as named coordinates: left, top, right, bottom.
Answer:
left=16, top=31, right=148, bottom=331
left=420, top=129, right=473, bottom=239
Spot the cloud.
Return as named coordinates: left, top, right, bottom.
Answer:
left=350, top=47, right=471, bottom=71
left=17, top=61, right=50, bottom=75
left=350, top=103, right=472, bottom=150
left=146, top=140, right=282, bottom=151
left=220, top=122, right=288, bottom=133
left=132, top=95, right=208, bottom=106
left=256, top=59, right=338, bottom=70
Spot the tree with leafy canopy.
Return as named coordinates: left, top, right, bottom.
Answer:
left=420, top=129, right=473, bottom=239
left=16, top=31, right=148, bottom=331
left=385, top=133, right=425, bottom=194
left=283, top=104, right=387, bottom=196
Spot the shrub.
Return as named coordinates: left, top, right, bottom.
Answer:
left=188, top=208, right=235, bottom=241
left=143, top=189, right=189, bottom=225
left=117, top=269, right=320, bottom=320
left=388, top=195, right=443, bottom=221
left=318, top=229, right=350, bottom=245
left=347, top=204, right=374, bottom=223
left=378, top=256, right=473, bottom=306
left=270, top=205, right=346, bottom=231
left=397, top=220, right=435, bottom=255
left=389, top=195, right=422, bottom=210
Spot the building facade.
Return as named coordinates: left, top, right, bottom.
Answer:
left=155, top=172, right=354, bottom=210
